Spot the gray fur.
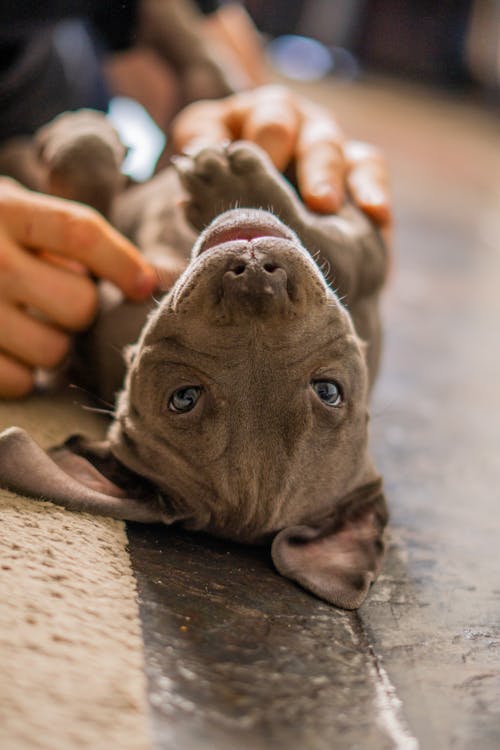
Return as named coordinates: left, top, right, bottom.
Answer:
left=0, top=112, right=389, bottom=609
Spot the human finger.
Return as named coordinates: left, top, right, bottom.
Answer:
left=295, top=107, right=346, bottom=213
left=238, top=87, right=299, bottom=171
left=0, top=188, right=156, bottom=300
left=172, top=87, right=300, bottom=170
left=0, top=351, right=34, bottom=399
left=0, top=229, right=98, bottom=330
left=0, top=302, right=71, bottom=369
left=171, top=100, right=233, bottom=154
left=344, top=141, right=392, bottom=226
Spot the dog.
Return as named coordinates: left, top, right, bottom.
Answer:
left=0, top=110, right=389, bottom=609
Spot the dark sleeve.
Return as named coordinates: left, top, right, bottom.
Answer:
left=0, top=1, right=139, bottom=52
left=92, top=0, right=221, bottom=50
left=0, top=1, right=219, bottom=51
left=193, top=0, right=220, bottom=12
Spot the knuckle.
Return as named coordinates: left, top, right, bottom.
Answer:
left=298, top=126, right=343, bottom=158
left=259, top=84, right=293, bottom=105
left=303, top=142, right=344, bottom=174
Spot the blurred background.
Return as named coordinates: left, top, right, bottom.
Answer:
left=245, top=0, right=500, bottom=95
left=2, top=0, right=499, bottom=180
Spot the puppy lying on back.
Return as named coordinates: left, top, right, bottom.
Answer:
left=0, top=111, right=389, bottom=609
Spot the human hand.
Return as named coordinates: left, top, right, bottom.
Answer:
left=171, top=85, right=391, bottom=225
left=0, top=178, right=157, bottom=398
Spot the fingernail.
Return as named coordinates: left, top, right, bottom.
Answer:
left=308, top=184, right=341, bottom=212
left=356, top=188, right=391, bottom=223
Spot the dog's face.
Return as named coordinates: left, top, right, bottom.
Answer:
left=0, top=207, right=387, bottom=609
left=110, top=209, right=372, bottom=542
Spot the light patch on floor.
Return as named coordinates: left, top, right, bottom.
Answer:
left=0, top=393, right=152, bottom=750
left=0, top=493, right=152, bottom=750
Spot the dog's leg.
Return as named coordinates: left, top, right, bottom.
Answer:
left=35, top=110, right=127, bottom=217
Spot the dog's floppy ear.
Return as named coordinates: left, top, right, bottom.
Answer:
left=0, top=427, right=178, bottom=523
left=271, top=479, right=388, bottom=610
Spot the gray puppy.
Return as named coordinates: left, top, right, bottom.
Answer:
left=0, top=111, right=389, bottom=609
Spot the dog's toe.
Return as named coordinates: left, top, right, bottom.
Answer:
left=227, top=141, right=270, bottom=176
left=191, top=146, right=230, bottom=182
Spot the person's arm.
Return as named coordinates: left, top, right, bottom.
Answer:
left=0, top=178, right=156, bottom=398
left=171, top=85, right=391, bottom=225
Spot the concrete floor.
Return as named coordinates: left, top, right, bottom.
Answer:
left=335, top=77, right=500, bottom=750
left=1, top=77, right=499, bottom=749
left=127, top=79, right=500, bottom=749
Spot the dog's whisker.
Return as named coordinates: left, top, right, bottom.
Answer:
left=154, top=268, right=172, bottom=293
left=80, top=405, right=116, bottom=417
left=319, top=259, right=332, bottom=281
left=68, top=383, right=115, bottom=410
left=105, top=343, right=125, bottom=357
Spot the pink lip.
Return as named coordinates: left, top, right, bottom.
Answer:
left=201, top=223, right=290, bottom=253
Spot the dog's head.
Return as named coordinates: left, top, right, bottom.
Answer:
left=112, top=208, right=374, bottom=537
left=0, top=208, right=387, bottom=608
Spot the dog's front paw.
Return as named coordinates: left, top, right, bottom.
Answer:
left=35, top=110, right=126, bottom=215
left=173, top=141, right=292, bottom=231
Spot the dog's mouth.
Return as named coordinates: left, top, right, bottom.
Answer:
left=172, top=208, right=330, bottom=316
left=196, top=210, right=298, bottom=256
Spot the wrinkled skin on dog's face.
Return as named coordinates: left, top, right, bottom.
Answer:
left=110, top=208, right=372, bottom=543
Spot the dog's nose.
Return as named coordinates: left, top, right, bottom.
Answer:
left=222, top=256, right=289, bottom=315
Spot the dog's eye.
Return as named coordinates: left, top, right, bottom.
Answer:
left=168, top=386, right=202, bottom=413
left=311, top=379, right=343, bottom=407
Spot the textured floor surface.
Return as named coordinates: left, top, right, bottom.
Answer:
left=0, top=395, right=152, bottom=750
left=1, top=77, right=499, bottom=750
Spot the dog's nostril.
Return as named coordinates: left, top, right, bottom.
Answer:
left=232, top=264, right=246, bottom=275
left=264, top=262, right=279, bottom=273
